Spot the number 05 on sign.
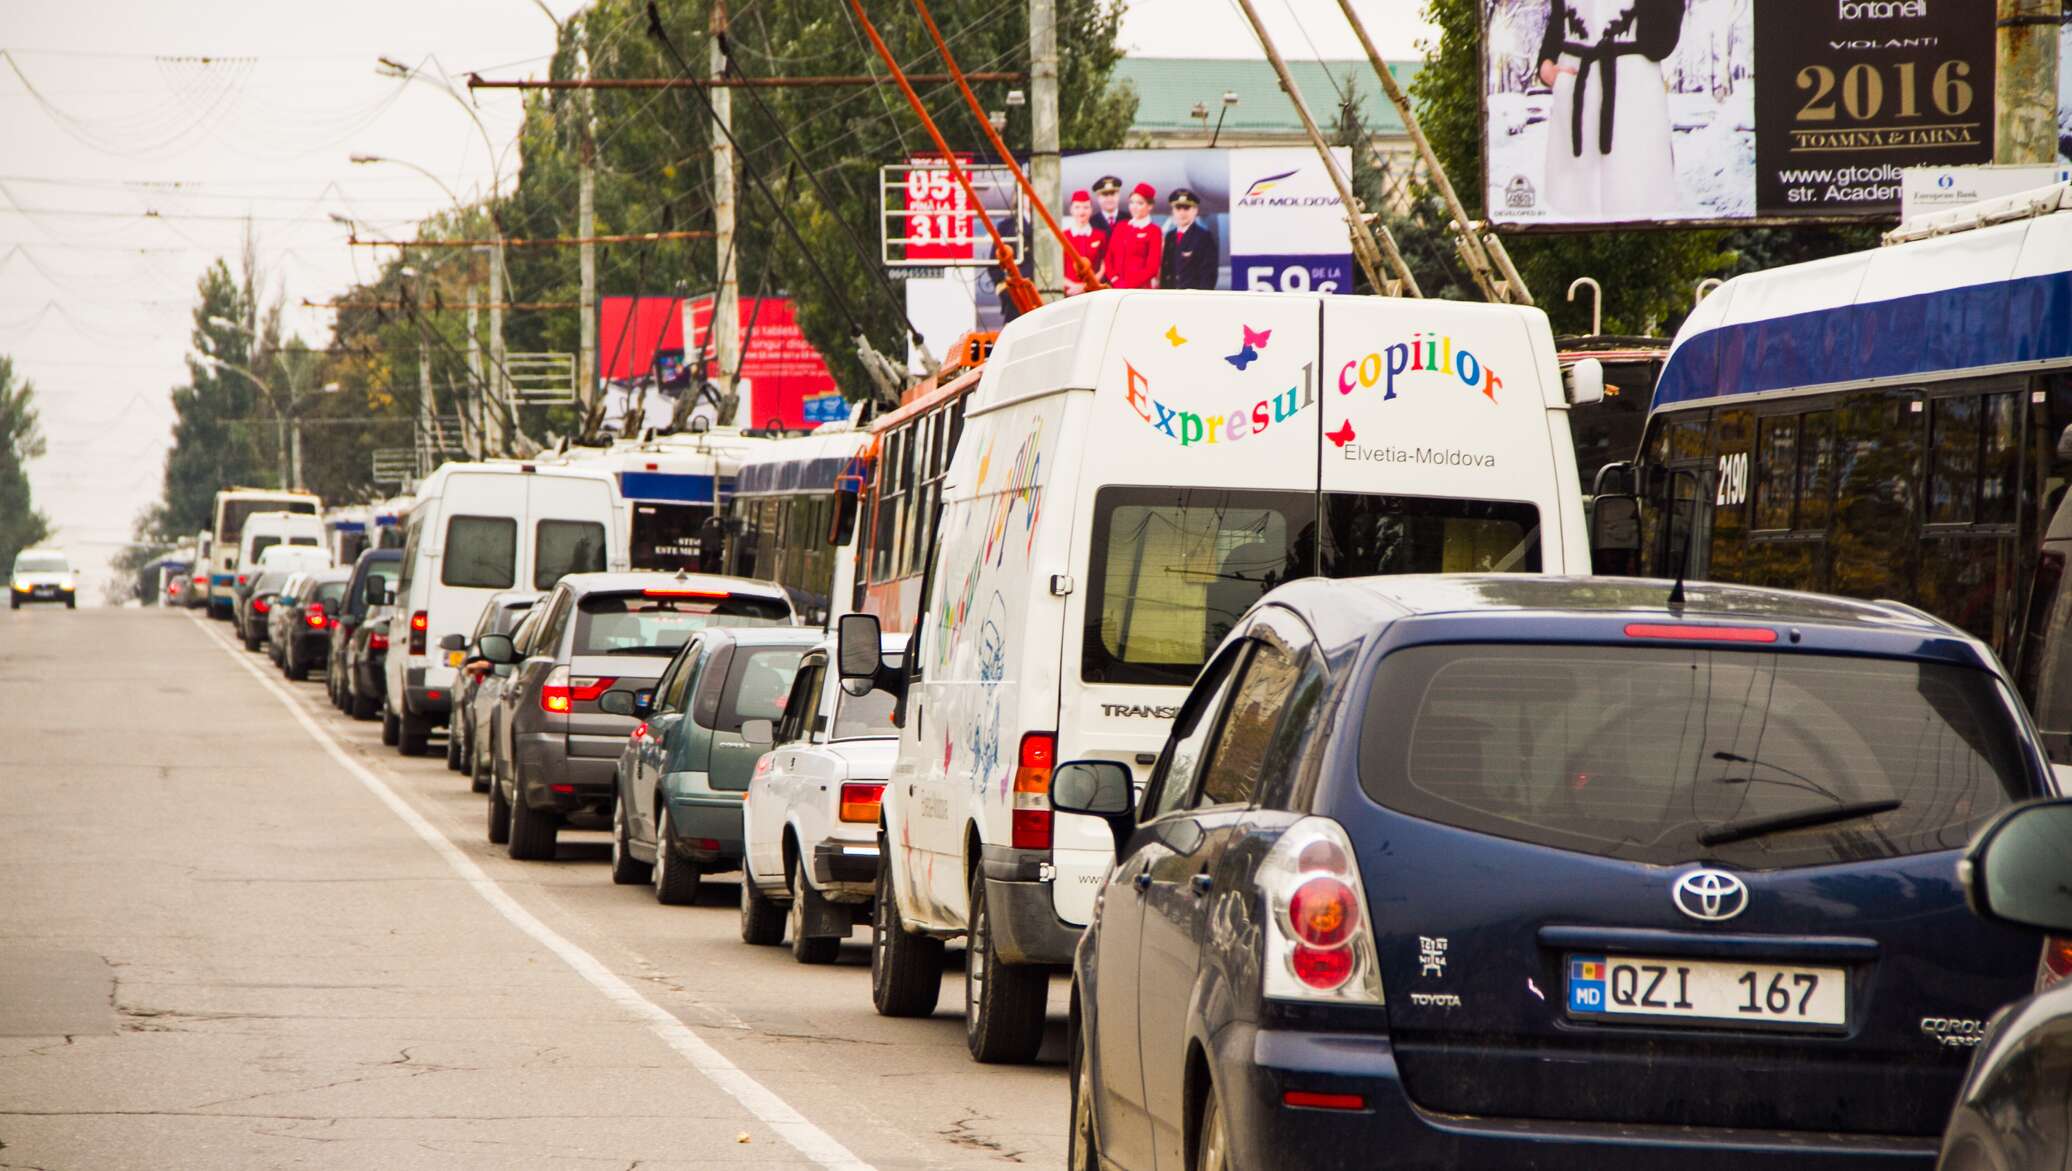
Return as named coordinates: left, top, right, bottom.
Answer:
left=1567, top=955, right=1846, bottom=1030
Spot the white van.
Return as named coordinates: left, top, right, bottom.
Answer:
left=236, top=511, right=327, bottom=593
left=383, top=461, right=627, bottom=756
left=839, top=289, right=1596, bottom=1061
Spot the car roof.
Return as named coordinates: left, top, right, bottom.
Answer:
left=312, top=568, right=353, bottom=583
left=356, top=548, right=403, bottom=564
left=1261, top=574, right=1962, bottom=655
left=553, top=571, right=792, bottom=602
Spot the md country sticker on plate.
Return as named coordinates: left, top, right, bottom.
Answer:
left=1567, top=954, right=1847, bottom=1030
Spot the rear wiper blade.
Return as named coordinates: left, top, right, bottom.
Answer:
left=1697, top=799, right=1902, bottom=847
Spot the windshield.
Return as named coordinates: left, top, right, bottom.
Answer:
left=14, top=555, right=67, bottom=575
left=1361, top=644, right=2032, bottom=868
left=573, top=592, right=792, bottom=655
left=1083, top=486, right=1544, bottom=686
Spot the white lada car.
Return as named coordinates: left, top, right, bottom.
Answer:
left=739, top=631, right=906, bottom=964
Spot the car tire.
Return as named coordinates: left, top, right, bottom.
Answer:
left=740, top=867, right=786, bottom=946
left=65, top=597, right=75, bottom=610
left=469, top=727, right=492, bottom=794
left=284, top=650, right=306, bottom=682
left=457, top=718, right=474, bottom=777
left=397, top=711, right=429, bottom=757
left=242, top=626, right=261, bottom=652
left=1069, top=1001, right=1102, bottom=1171
left=652, top=814, right=701, bottom=906
left=965, top=869, right=1048, bottom=1064
left=789, top=858, right=840, bottom=965
left=487, top=769, right=512, bottom=845
left=445, top=720, right=463, bottom=771
left=870, top=840, right=944, bottom=1018
left=380, top=706, right=400, bottom=747
left=1194, top=1079, right=1230, bottom=1171
left=609, top=793, right=652, bottom=885
left=506, top=784, right=558, bottom=860
left=351, top=690, right=377, bottom=720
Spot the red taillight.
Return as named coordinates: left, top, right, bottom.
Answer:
left=840, top=781, right=886, bottom=824
left=643, top=587, right=731, bottom=599
left=1263, top=819, right=1383, bottom=1004
left=1011, top=732, right=1056, bottom=850
left=631, top=722, right=649, bottom=741
left=327, top=616, right=339, bottom=630
left=237, top=573, right=249, bottom=587
left=1288, top=877, right=1358, bottom=948
left=408, top=610, right=427, bottom=655
left=539, top=669, right=614, bottom=715
left=1623, top=622, right=1778, bottom=644
left=2041, top=937, right=2072, bottom=989
left=305, top=602, right=327, bottom=629
left=369, top=632, right=390, bottom=650
left=253, top=597, right=271, bottom=614
left=193, top=574, right=206, bottom=586
left=1282, top=1090, right=1365, bottom=1111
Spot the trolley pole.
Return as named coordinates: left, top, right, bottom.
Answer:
left=1995, top=0, right=2062, bottom=164
left=710, top=0, right=742, bottom=424
left=1029, top=0, right=1062, bottom=298
left=577, top=24, right=599, bottom=418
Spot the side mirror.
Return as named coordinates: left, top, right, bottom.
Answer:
left=1961, top=798, right=2072, bottom=932
left=1564, top=357, right=1605, bottom=406
left=598, top=689, right=634, bottom=717
left=740, top=717, right=775, bottom=745
left=837, top=612, right=884, bottom=697
left=438, top=633, right=466, bottom=652
left=477, top=633, right=516, bottom=665
left=1051, top=760, right=1137, bottom=856
left=1588, top=494, right=1642, bottom=557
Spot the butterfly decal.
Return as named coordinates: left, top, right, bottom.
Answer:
left=1326, top=419, right=1357, bottom=448
left=1242, top=325, right=1271, bottom=349
left=1164, top=325, right=1187, bottom=347
left=1224, top=344, right=1258, bottom=371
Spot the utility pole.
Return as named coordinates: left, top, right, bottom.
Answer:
left=467, top=290, right=485, bottom=457
left=1028, top=0, right=1062, bottom=298
left=710, top=0, right=742, bottom=425
left=1332, top=0, right=1530, bottom=305
left=487, top=245, right=508, bottom=423
left=418, top=332, right=436, bottom=477
left=1230, top=0, right=1420, bottom=297
left=576, top=20, right=599, bottom=423
left=1995, top=0, right=2063, bottom=164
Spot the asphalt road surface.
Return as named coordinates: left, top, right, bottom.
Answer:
left=0, top=607, right=1069, bottom=1169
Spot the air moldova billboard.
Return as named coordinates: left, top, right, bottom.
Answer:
left=598, top=295, right=841, bottom=430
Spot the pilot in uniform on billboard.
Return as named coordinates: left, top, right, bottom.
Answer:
left=1536, top=0, right=1681, bottom=218
left=1062, top=188, right=1108, bottom=295
left=1089, top=175, right=1124, bottom=235
left=1104, top=181, right=1164, bottom=290
left=1159, top=188, right=1218, bottom=291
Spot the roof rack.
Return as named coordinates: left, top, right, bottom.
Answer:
left=1884, top=180, right=2072, bottom=245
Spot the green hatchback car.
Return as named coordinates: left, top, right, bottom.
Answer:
left=603, top=626, right=822, bottom=904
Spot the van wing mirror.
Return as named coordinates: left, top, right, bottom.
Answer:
left=1565, top=357, right=1605, bottom=406
left=836, top=613, right=884, bottom=697
left=1051, top=760, right=1138, bottom=857
left=382, top=582, right=398, bottom=605
left=476, top=633, right=516, bottom=665
left=1961, top=798, right=2072, bottom=933
left=1589, top=494, right=1642, bottom=558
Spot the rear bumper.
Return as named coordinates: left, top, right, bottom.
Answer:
left=979, top=872, right=1081, bottom=967
left=1213, top=1026, right=1937, bottom=1170
left=402, top=670, right=452, bottom=720
left=661, top=794, right=744, bottom=867
left=809, top=839, right=880, bottom=894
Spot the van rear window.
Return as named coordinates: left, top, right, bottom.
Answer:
left=535, top=520, right=607, bottom=589
left=251, top=536, right=282, bottom=560
left=443, top=516, right=517, bottom=588
left=1361, top=644, right=2032, bottom=869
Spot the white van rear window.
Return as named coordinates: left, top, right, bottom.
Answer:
left=535, top=520, right=607, bottom=589
left=443, top=516, right=517, bottom=588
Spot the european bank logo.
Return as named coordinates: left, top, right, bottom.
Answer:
left=1243, top=169, right=1299, bottom=198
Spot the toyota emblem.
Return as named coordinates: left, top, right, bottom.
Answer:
left=1673, top=869, right=1748, bottom=922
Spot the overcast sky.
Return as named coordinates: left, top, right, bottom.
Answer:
left=1, top=0, right=1432, bottom=602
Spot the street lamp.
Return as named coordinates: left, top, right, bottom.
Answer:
left=1209, top=89, right=1239, bottom=148
left=197, top=339, right=335, bottom=491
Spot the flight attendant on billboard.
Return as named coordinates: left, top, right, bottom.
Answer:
left=1537, top=0, right=1681, bottom=219
left=1160, top=188, right=1218, bottom=290
left=1104, top=182, right=1164, bottom=290
left=1063, top=189, right=1108, bottom=295
left=1089, top=175, right=1123, bottom=235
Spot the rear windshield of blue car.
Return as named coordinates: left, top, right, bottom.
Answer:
left=574, top=592, right=791, bottom=656
left=1360, top=644, right=2033, bottom=869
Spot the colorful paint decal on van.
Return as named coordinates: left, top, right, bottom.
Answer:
left=1337, top=332, right=1503, bottom=404
left=1123, top=359, right=1316, bottom=448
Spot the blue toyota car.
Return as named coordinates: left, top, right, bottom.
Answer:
left=1058, top=576, right=2057, bottom=1171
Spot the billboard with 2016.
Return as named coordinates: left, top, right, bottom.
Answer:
left=1485, top=0, right=2002, bottom=227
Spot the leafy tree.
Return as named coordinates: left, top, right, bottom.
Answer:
left=159, top=259, right=265, bottom=538
left=0, top=355, right=53, bottom=569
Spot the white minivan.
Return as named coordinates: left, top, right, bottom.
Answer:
left=384, top=461, right=627, bottom=756
left=838, top=288, right=1598, bottom=1062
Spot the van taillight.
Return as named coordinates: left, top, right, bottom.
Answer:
left=2040, top=937, right=2072, bottom=990
left=369, top=632, right=389, bottom=651
left=840, top=782, right=886, bottom=824
left=408, top=610, right=427, bottom=655
left=1011, top=732, right=1056, bottom=850
left=1259, top=818, right=1384, bottom=1005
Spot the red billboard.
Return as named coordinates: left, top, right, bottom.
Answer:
left=599, top=294, right=839, bottom=430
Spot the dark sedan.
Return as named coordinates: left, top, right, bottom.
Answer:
left=1058, top=576, right=2055, bottom=1171
left=329, top=549, right=400, bottom=721
left=271, top=569, right=349, bottom=682
left=236, top=569, right=292, bottom=652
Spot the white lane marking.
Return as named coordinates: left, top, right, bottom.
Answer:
left=189, top=615, right=873, bottom=1170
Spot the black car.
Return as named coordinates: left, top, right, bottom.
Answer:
left=329, top=549, right=401, bottom=720
left=237, top=569, right=292, bottom=652
left=444, top=590, right=541, bottom=785
left=275, top=569, right=350, bottom=682
left=1936, top=799, right=2072, bottom=1170
left=1052, top=575, right=2054, bottom=1171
